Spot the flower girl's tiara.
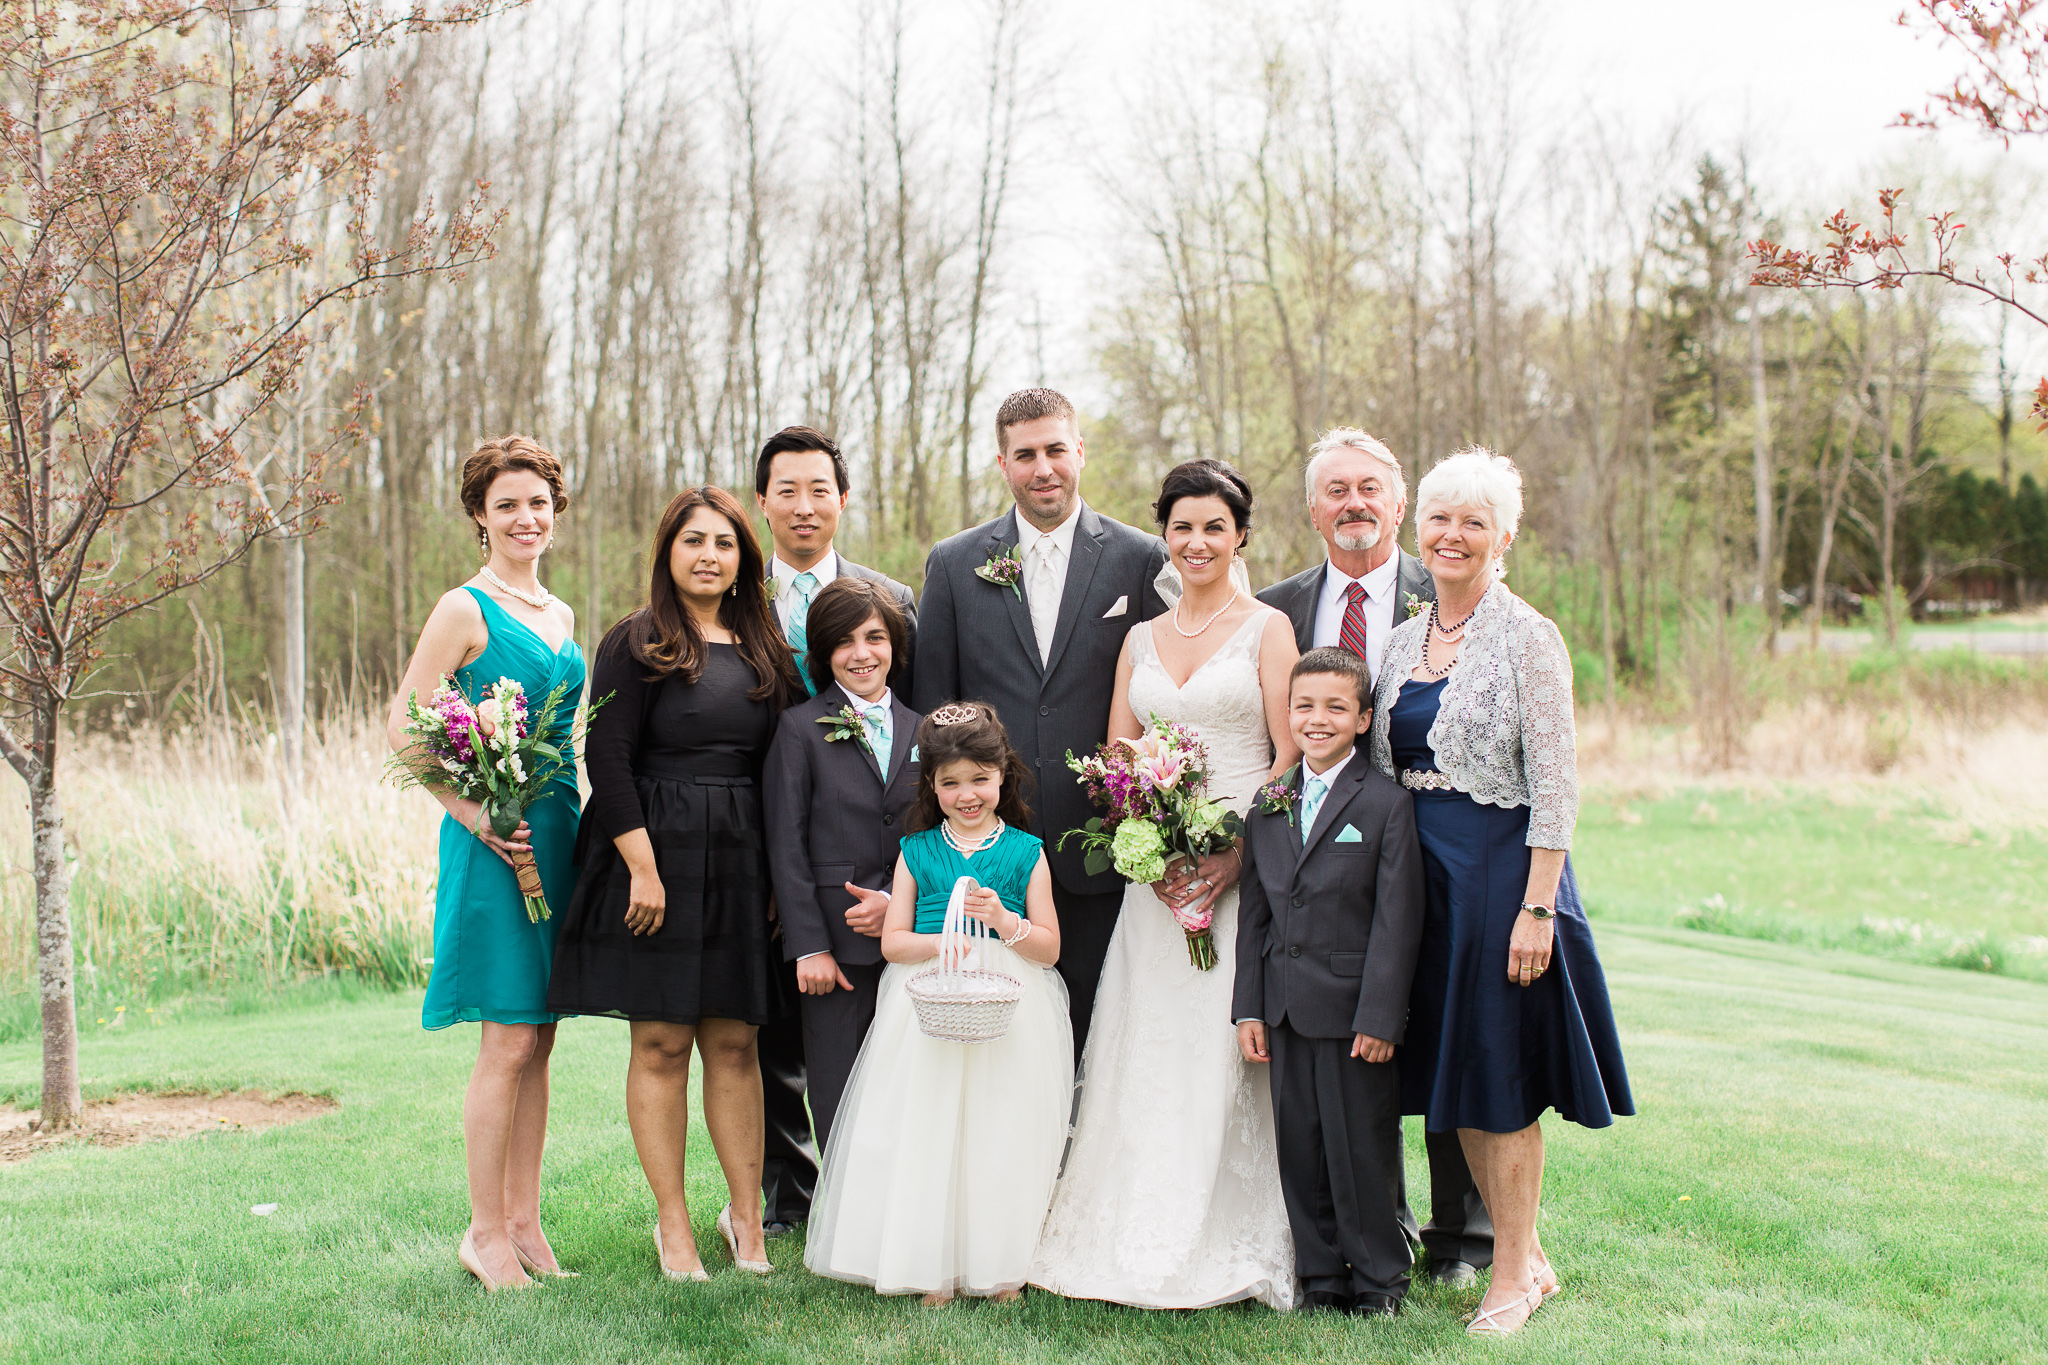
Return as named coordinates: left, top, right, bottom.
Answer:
left=928, top=703, right=982, bottom=726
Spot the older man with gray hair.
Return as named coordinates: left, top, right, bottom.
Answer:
left=1258, top=428, right=1435, bottom=680
left=1256, top=426, right=1490, bottom=1289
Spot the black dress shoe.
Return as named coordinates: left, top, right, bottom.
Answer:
left=1348, top=1294, right=1401, bottom=1318
left=1300, top=1289, right=1353, bottom=1314
left=1430, top=1259, right=1478, bottom=1287
left=762, top=1220, right=801, bottom=1238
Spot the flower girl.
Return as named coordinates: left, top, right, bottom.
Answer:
left=804, top=702, right=1071, bottom=1306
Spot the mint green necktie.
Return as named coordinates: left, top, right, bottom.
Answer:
left=863, top=703, right=891, bottom=779
left=1300, top=772, right=1330, bottom=841
left=788, top=571, right=819, bottom=697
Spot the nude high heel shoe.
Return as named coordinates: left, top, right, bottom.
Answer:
left=459, top=1230, right=534, bottom=1292
left=511, top=1239, right=580, bottom=1279
left=654, top=1225, right=710, bottom=1283
left=718, top=1204, right=773, bottom=1275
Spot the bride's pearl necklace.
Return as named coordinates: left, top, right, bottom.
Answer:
left=480, top=564, right=555, bottom=611
left=1172, top=588, right=1240, bottom=639
left=942, top=816, right=1004, bottom=855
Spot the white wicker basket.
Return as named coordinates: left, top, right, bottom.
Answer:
left=905, top=875, right=1024, bottom=1044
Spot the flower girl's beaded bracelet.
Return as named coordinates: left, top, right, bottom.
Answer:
left=1002, top=912, right=1033, bottom=947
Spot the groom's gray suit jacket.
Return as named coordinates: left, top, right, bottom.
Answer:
left=913, top=504, right=1169, bottom=896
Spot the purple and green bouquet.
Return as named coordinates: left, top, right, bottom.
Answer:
left=1058, top=714, right=1243, bottom=969
left=388, top=676, right=603, bottom=922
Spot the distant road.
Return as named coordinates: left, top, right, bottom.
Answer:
left=1807, top=627, right=2048, bottom=655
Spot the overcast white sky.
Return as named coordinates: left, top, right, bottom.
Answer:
left=941, top=0, right=2048, bottom=401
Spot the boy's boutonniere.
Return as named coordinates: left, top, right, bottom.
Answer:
left=1404, top=591, right=1426, bottom=620
left=974, top=544, right=1024, bottom=598
left=1258, top=768, right=1299, bottom=824
left=817, top=704, right=875, bottom=755
left=764, top=573, right=785, bottom=600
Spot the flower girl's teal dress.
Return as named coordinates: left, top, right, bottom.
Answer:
left=804, top=823, right=1073, bottom=1297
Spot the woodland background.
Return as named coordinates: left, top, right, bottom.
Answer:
left=88, top=0, right=2048, bottom=737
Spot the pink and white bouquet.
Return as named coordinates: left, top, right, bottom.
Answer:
left=388, top=676, right=602, bottom=922
left=1059, top=714, right=1243, bottom=970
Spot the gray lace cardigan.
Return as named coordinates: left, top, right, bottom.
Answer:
left=1367, top=582, right=1579, bottom=850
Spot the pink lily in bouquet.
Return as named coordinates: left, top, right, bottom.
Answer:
left=1059, top=714, right=1242, bottom=970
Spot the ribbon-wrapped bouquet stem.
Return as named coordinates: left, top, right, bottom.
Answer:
left=1059, top=715, right=1243, bottom=970
left=388, top=676, right=605, bottom=922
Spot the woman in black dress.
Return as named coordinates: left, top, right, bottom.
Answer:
left=548, top=485, right=803, bottom=1281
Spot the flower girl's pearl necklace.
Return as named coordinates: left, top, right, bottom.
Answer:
left=942, top=816, right=1004, bottom=855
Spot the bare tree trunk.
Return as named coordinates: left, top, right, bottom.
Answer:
left=23, top=700, right=80, bottom=1130
left=282, top=530, right=307, bottom=792
left=1748, top=288, right=1777, bottom=648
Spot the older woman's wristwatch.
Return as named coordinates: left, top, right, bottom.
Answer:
left=1519, top=902, right=1554, bottom=920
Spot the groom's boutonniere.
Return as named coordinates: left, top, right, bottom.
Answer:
left=817, top=704, right=874, bottom=755
left=1258, top=768, right=1299, bottom=824
left=1404, top=591, right=1426, bottom=620
left=974, top=544, right=1024, bottom=598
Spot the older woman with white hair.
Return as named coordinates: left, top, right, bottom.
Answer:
left=1367, top=447, right=1632, bottom=1337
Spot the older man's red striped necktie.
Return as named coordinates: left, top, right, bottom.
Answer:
left=1338, top=580, right=1371, bottom=660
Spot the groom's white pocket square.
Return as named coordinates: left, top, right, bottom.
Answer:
left=1103, top=595, right=1129, bottom=619
left=1335, top=824, right=1363, bottom=844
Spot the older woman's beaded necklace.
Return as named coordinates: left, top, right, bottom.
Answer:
left=1420, top=600, right=1463, bottom=678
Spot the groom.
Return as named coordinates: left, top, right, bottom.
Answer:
left=913, top=387, right=1169, bottom=1058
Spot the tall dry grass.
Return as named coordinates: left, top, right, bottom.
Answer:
left=0, top=708, right=441, bottom=1040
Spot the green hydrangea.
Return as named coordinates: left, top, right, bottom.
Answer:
left=1110, top=818, right=1167, bottom=884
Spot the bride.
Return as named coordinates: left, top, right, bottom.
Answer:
left=1031, top=459, right=1302, bottom=1309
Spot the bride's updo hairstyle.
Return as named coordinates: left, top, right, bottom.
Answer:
left=1153, top=458, right=1254, bottom=550
left=906, top=702, right=1036, bottom=834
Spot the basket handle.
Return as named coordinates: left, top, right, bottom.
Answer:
left=940, top=874, right=985, bottom=979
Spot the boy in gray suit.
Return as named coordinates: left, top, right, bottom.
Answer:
left=1234, top=647, right=1425, bottom=1315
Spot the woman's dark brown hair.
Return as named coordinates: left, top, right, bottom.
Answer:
left=905, top=702, right=1035, bottom=834
left=616, top=485, right=802, bottom=706
left=460, top=435, right=569, bottom=554
left=804, top=578, right=908, bottom=696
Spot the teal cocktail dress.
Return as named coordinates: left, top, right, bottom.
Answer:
left=422, top=585, right=586, bottom=1030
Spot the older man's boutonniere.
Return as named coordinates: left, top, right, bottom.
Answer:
left=1258, top=768, right=1300, bottom=824
left=816, top=704, right=875, bottom=755
left=1404, top=591, right=1426, bottom=620
left=974, top=544, right=1024, bottom=598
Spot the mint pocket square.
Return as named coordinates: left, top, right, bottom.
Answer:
left=1335, top=823, right=1363, bottom=844
left=909, top=745, right=919, bottom=763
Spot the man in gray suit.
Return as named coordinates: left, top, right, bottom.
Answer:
left=757, top=425, right=919, bottom=699
left=1256, top=427, right=1490, bottom=1287
left=751, top=423, right=919, bottom=1233
left=1257, top=428, right=1435, bottom=683
left=913, top=387, right=1169, bottom=1058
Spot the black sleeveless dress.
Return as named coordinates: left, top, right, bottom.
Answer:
left=547, top=633, right=779, bottom=1025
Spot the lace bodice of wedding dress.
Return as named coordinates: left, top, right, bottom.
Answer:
left=1029, top=609, right=1297, bottom=1311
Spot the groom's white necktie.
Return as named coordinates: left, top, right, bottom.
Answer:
left=1027, top=537, right=1063, bottom=666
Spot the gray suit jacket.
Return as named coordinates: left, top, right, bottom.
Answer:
left=1230, top=754, right=1426, bottom=1041
left=762, top=681, right=922, bottom=966
left=913, top=504, right=1169, bottom=895
left=1257, top=548, right=1436, bottom=661
left=835, top=557, right=919, bottom=699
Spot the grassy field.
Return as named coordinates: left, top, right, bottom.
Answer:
left=2, top=923, right=2043, bottom=1364
left=1575, top=789, right=2048, bottom=978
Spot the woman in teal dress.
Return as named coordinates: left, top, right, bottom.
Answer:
left=387, top=435, right=585, bottom=1292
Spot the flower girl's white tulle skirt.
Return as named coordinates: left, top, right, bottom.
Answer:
left=804, top=944, right=1073, bottom=1297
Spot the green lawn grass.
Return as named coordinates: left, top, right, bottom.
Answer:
left=1576, top=791, right=2048, bottom=978
left=2, top=923, right=2043, bottom=1364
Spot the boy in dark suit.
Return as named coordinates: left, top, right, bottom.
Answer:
left=1233, top=647, right=1425, bottom=1316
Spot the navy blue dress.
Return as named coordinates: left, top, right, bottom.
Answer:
left=1390, top=676, right=1633, bottom=1134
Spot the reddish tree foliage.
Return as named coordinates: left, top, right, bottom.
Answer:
left=1748, top=1, right=2048, bottom=429
left=0, top=0, right=519, bottom=1131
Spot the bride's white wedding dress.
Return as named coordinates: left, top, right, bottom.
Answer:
left=1029, top=610, right=1296, bottom=1310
